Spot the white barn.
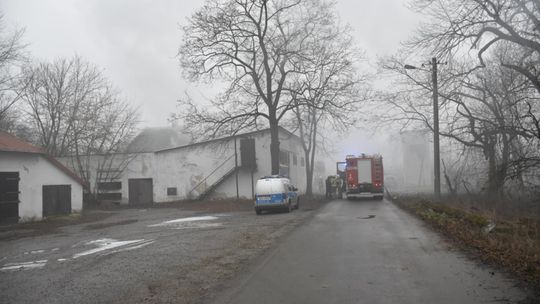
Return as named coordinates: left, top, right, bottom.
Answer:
left=59, top=127, right=309, bottom=205
left=0, top=131, right=84, bottom=223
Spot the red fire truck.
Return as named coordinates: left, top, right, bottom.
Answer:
left=344, top=154, right=384, bottom=200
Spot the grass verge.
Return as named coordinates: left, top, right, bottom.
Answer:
left=393, top=196, right=540, bottom=290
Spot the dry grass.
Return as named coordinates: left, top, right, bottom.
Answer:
left=395, top=196, right=540, bottom=289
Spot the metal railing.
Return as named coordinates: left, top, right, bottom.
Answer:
left=188, top=154, right=236, bottom=199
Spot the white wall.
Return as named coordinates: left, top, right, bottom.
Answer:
left=0, top=152, right=83, bottom=221
left=155, top=128, right=307, bottom=201
left=58, top=152, right=156, bottom=205
left=207, top=129, right=307, bottom=199
left=58, top=129, right=308, bottom=203
left=155, top=139, right=236, bottom=201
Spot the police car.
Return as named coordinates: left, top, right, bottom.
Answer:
left=254, top=175, right=300, bottom=215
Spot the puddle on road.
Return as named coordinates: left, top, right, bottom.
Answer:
left=171, top=222, right=223, bottom=229
left=149, top=216, right=218, bottom=226
left=148, top=216, right=223, bottom=229
left=0, top=260, right=47, bottom=271
left=107, top=240, right=155, bottom=254
left=1, top=238, right=154, bottom=271
left=358, top=215, right=376, bottom=219
left=23, top=248, right=60, bottom=255
left=25, top=250, right=45, bottom=254
left=73, top=238, right=152, bottom=259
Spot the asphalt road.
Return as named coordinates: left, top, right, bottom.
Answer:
left=213, top=199, right=531, bottom=304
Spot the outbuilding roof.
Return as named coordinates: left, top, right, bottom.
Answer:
left=156, top=126, right=300, bottom=154
left=0, top=131, right=45, bottom=154
left=0, top=131, right=85, bottom=186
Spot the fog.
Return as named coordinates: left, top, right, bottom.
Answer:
left=3, top=0, right=538, bottom=200
left=1, top=0, right=420, bottom=127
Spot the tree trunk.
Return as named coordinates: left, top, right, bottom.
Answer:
left=307, top=118, right=318, bottom=196
left=269, top=117, right=280, bottom=175
left=305, top=150, right=313, bottom=196
left=486, top=140, right=504, bottom=199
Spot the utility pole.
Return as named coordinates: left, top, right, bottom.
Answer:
left=431, top=57, right=441, bottom=199
left=404, top=57, right=442, bottom=199
left=234, top=137, right=239, bottom=199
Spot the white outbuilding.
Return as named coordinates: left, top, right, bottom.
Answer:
left=0, top=131, right=84, bottom=223
left=58, top=127, right=322, bottom=205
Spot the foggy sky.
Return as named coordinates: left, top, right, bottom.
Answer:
left=2, top=0, right=421, bottom=159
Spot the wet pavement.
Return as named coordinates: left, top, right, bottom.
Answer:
left=0, top=206, right=311, bottom=304
left=212, top=199, right=533, bottom=304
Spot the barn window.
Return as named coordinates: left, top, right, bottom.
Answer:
left=97, top=181, right=122, bottom=202
left=279, top=150, right=290, bottom=166
left=97, top=181, right=122, bottom=191
left=167, top=187, right=177, bottom=196
left=279, top=150, right=290, bottom=177
left=97, top=192, right=122, bottom=200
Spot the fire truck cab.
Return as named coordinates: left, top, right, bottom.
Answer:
left=345, top=154, right=384, bottom=200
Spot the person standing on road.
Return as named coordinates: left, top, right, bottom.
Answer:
left=331, top=176, right=339, bottom=198
left=337, top=176, right=344, bottom=199
left=325, top=176, right=333, bottom=198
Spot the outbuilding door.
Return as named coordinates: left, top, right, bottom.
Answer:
left=43, top=185, right=72, bottom=217
left=128, top=178, right=153, bottom=205
left=0, top=172, right=20, bottom=224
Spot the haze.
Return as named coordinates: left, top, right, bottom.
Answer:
left=1, top=0, right=420, bottom=128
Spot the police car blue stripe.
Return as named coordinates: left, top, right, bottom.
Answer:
left=256, top=193, right=286, bottom=205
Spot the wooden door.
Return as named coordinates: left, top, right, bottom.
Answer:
left=0, top=172, right=19, bottom=223
left=128, top=178, right=153, bottom=205
left=43, top=185, right=71, bottom=217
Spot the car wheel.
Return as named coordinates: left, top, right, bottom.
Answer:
left=255, top=207, right=262, bottom=215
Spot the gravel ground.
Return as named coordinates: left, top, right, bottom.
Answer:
left=0, top=198, right=326, bottom=304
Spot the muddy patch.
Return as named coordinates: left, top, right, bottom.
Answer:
left=84, top=219, right=138, bottom=230
left=0, top=212, right=114, bottom=241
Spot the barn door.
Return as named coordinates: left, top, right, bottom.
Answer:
left=0, top=172, right=20, bottom=224
left=43, top=185, right=72, bottom=217
left=128, top=178, right=153, bottom=205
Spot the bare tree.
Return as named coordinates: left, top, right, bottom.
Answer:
left=409, top=0, right=540, bottom=137
left=20, top=56, right=139, bottom=195
left=22, top=57, right=106, bottom=155
left=285, top=22, right=369, bottom=195
left=0, top=14, right=27, bottom=128
left=177, top=0, right=339, bottom=174
left=379, top=47, right=538, bottom=198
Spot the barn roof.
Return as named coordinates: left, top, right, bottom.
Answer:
left=155, top=126, right=300, bottom=154
left=125, top=127, right=191, bottom=153
left=0, top=131, right=45, bottom=153
left=0, top=131, right=85, bottom=186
